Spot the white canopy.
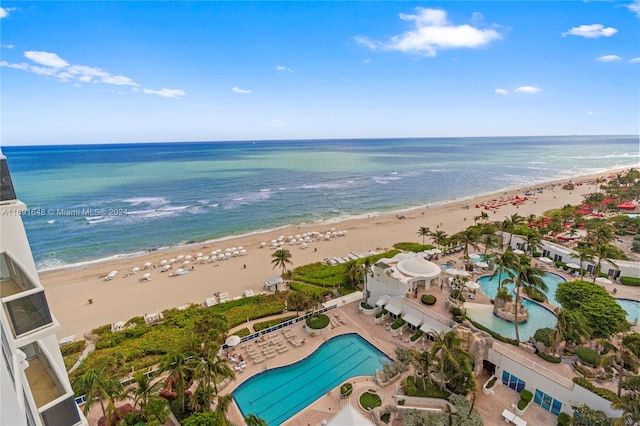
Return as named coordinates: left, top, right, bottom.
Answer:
left=538, top=257, right=553, bottom=264
left=595, top=276, right=612, bottom=285
left=565, top=262, right=581, bottom=269
left=327, top=405, right=374, bottom=426
left=375, top=297, right=388, bottom=307
left=225, top=335, right=241, bottom=347
left=420, top=319, right=450, bottom=335
left=465, top=281, right=481, bottom=290
left=385, top=304, right=402, bottom=316
left=513, top=249, right=525, bottom=255
left=475, top=261, right=489, bottom=268
left=402, top=313, right=423, bottom=327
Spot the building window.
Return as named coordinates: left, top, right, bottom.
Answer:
left=40, top=396, right=81, bottom=426
left=534, top=389, right=562, bottom=416
left=501, top=370, right=525, bottom=392
left=6, top=291, right=53, bottom=336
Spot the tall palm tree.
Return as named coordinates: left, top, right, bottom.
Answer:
left=271, top=248, right=293, bottom=287
left=553, top=308, right=591, bottom=355
left=503, top=213, right=525, bottom=248
left=480, top=232, right=499, bottom=256
left=287, top=291, right=308, bottom=315
left=524, top=231, right=543, bottom=255
left=592, top=244, right=619, bottom=284
left=452, top=227, right=480, bottom=267
left=612, top=394, right=640, bottom=425
left=431, top=230, right=449, bottom=250
left=504, top=261, right=547, bottom=342
left=599, top=337, right=640, bottom=397
left=215, top=394, right=234, bottom=426
left=490, top=248, right=518, bottom=313
left=192, top=350, right=234, bottom=410
left=428, top=331, right=471, bottom=391
left=72, top=367, right=122, bottom=426
left=344, top=260, right=363, bottom=289
left=127, top=371, right=164, bottom=411
left=575, top=248, right=596, bottom=279
left=417, top=226, right=431, bottom=246
left=163, top=352, right=194, bottom=412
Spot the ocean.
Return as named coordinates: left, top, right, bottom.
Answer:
left=2, top=135, right=638, bottom=271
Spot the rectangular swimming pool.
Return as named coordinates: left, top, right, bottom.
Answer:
left=233, top=333, right=390, bottom=425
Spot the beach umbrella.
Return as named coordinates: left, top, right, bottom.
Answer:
left=465, top=281, right=481, bottom=290
left=176, top=268, right=184, bottom=274
left=196, top=252, right=203, bottom=257
left=160, top=259, right=168, bottom=265
left=131, top=267, right=140, bottom=273
left=595, top=277, right=612, bottom=285
left=476, top=261, right=489, bottom=269
left=182, top=260, right=190, bottom=266
left=456, top=270, right=471, bottom=277
left=565, top=262, right=581, bottom=270
left=143, top=262, right=152, bottom=269
left=445, top=268, right=460, bottom=275
left=177, top=255, right=184, bottom=260
left=169, top=258, right=177, bottom=263
left=225, top=335, right=242, bottom=347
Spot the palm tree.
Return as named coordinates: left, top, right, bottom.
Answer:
left=592, top=244, right=619, bottom=284
left=344, top=260, right=363, bottom=288
left=504, top=261, right=547, bottom=342
left=417, top=226, right=431, bottom=246
left=428, top=331, right=471, bottom=391
left=524, top=231, right=543, bottom=255
left=612, top=394, right=640, bottom=425
left=490, top=248, right=518, bottom=313
left=503, top=213, right=525, bottom=248
left=73, top=367, right=122, bottom=426
left=431, top=230, right=449, bottom=250
left=575, top=248, right=596, bottom=279
left=599, top=337, right=640, bottom=397
left=192, top=350, right=234, bottom=409
left=163, top=352, right=194, bottom=412
left=214, top=394, right=234, bottom=426
left=553, top=308, right=591, bottom=355
left=127, top=371, right=164, bottom=411
left=244, top=414, right=268, bottom=426
left=452, top=227, right=480, bottom=267
left=287, top=291, right=308, bottom=315
left=479, top=232, right=499, bottom=256
left=271, top=248, right=293, bottom=287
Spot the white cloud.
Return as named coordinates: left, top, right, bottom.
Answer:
left=586, top=111, right=600, bottom=116
left=627, top=0, right=640, bottom=18
left=494, top=88, right=508, bottom=95
left=276, top=65, right=293, bottom=72
left=142, top=88, right=186, bottom=99
left=232, top=86, right=251, bottom=94
left=1, top=49, right=185, bottom=98
left=630, top=57, right=640, bottom=63
left=0, top=7, right=16, bottom=19
left=562, top=24, right=618, bottom=38
left=24, top=51, right=69, bottom=68
left=1, top=44, right=14, bottom=49
left=597, top=55, right=622, bottom=62
left=362, top=58, right=372, bottom=64
left=515, top=86, right=541, bottom=94
left=354, top=7, right=501, bottom=57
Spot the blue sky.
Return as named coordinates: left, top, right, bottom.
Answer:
left=1, top=1, right=639, bottom=145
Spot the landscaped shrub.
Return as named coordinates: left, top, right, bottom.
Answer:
left=253, top=315, right=298, bottom=331
left=359, top=392, right=382, bottom=410
left=620, top=276, right=640, bottom=286
left=60, top=340, right=86, bottom=356
left=375, top=309, right=387, bottom=319
left=403, top=376, right=450, bottom=399
left=393, top=242, right=434, bottom=253
left=524, top=286, right=546, bottom=303
left=289, top=281, right=326, bottom=296
left=572, top=377, right=617, bottom=402
left=557, top=412, right=571, bottom=426
left=340, top=382, right=353, bottom=397
left=517, top=389, right=533, bottom=410
left=234, top=327, right=251, bottom=337
left=536, top=351, right=562, bottom=363
left=390, top=318, right=406, bottom=330
left=533, top=328, right=554, bottom=346
left=361, top=301, right=374, bottom=310
left=486, top=376, right=497, bottom=388
left=306, top=314, right=330, bottom=329
left=576, top=347, right=600, bottom=366
left=410, top=330, right=423, bottom=342
left=421, top=294, right=437, bottom=305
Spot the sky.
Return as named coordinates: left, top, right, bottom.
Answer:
left=1, top=1, right=639, bottom=145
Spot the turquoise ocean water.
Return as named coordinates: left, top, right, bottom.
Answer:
left=2, top=135, right=638, bottom=271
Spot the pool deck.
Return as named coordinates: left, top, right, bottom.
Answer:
left=223, top=260, right=639, bottom=426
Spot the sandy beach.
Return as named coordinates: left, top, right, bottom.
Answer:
left=39, top=169, right=631, bottom=340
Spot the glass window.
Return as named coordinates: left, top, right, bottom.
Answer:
left=6, top=292, right=53, bottom=336
left=41, top=396, right=81, bottom=426
left=534, top=389, right=562, bottom=416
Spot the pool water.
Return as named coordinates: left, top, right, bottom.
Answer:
left=476, top=272, right=566, bottom=307
left=617, top=299, right=640, bottom=324
left=466, top=300, right=557, bottom=341
left=233, top=333, right=390, bottom=425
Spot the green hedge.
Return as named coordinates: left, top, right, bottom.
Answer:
left=421, top=294, right=437, bottom=305
left=517, top=390, right=533, bottom=410
left=375, top=309, right=387, bottom=319
left=289, top=281, right=326, bottom=296
left=404, top=376, right=450, bottom=399
left=253, top=315, right=298, bottom=332
left=360, top=302, right=374, bottom=310
left=60, top=340, right=86, bottom=356
left=466, top=317, right=520, bottom=346
left=536, top=351, right=561, bottom=363
left=391, top=318, right=406, bottom=330
left=572, top=377, right=617, bottom=402
left=410, top=330, right=423, bottom=342
left=576, top=347, right=601, bottom=366
left=306, top=314, right=330, bottom=330
left=533, top=328, right=554, bottom=347
left=393, top=242, right=434, bottom=252
left=359, top=392, right=382, bottom=410
left=557, top=412, right=571, bottom=426
left=340, top=382, right=353, bottom=397
left=620, top=276, right=640, bottom=286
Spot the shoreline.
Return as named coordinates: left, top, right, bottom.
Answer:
left=36, top=165, right=632, bottom=274
left=39, top=167, right=635, bottom=340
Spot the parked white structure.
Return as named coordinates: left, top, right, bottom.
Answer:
left=0, top=153, right=87, bottom=426
left=366, top=252, right=441, bottom=301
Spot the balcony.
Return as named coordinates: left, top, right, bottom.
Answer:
left=1, top=277, right=24, bottom=297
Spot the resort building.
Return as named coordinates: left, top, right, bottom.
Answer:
left=365, top=251, right=623, bottom=420
left=0, top=153, right=87, bottom=426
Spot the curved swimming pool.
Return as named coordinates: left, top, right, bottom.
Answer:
left=233, top=333, right=390, bottom=425
left=617, top=298, right=640, bottom=323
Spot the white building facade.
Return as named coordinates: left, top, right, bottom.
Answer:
left=0, top=154, right=87, bottom=426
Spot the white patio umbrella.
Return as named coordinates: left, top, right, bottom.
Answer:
left=538, top=257, right=553, bottom=264
left=465, top=281, right=481, bottom=290
left=565, top=263, right=581, bottom=269
left=476, top=261, right=489, bottom=268
left=469, top=253, right=481, bottom=259
left=595, top=277, right=612, bottom=285
left=160, top=259, right=168, bottom=265
left=513, top=249, right=525, bottom=255
left=445, top=268, right=460, bottom=275
left=225, top=335, right=242, bottom=347
left=131, top=267, right=140, bottom=273
left=456, top=270, right=471, bottom=277
left=143, top=262, right=152, bottom=269
left=431, top=249, right=442, bottom=254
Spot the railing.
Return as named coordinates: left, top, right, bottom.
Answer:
left=403, top=298, right=452, bottom=327
left=221, top=305, right=337, bottom=351
left=493, top=342, right=574, bottom=389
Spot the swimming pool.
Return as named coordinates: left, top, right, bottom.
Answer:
left=476, top=272, right=566, bottom=307
left=617, top=298, right=640, bottom=324
left=233, top=333, right=390, bottom=425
